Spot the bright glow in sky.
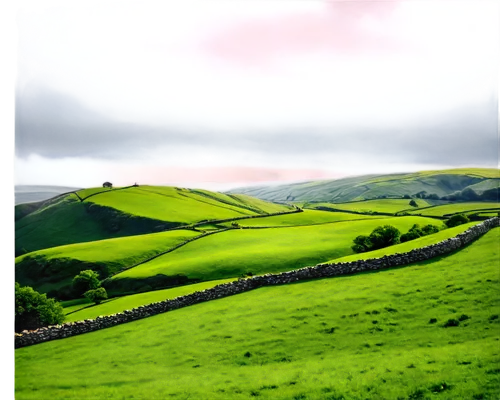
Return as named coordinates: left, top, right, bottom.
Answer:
left=17, top=0, right=499, bottom=125
left=14, top=156, right=440, bottom=190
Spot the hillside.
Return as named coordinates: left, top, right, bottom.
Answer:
left=227, top=168, right=500, bottom=203
left=15, top=185, right=293, bottom=255
left=15, top=227, right=500, bottom=399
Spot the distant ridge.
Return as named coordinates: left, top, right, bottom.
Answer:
left=226, top=168, right=500, bottom=203
left=15, top=185, right=81, bottom=205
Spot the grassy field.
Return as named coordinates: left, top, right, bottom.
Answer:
left=60, top=223, right=475, bottom=322
left=112, top=216, right=443, bottom=283
left=228, top=168, right=498, bottom=203
left=15, top=227, right=500, bottom=399
left=331, top=222, right=477, bottom=263
left=222, top=210, right=383, bottom=227
left=309, top=199, right=430, bottom=214
left=62, top=278, right=235, bottom=322
left=408, top=202, right=500, bottom=217
left=15, top=229, right=201, bottom=294
left=15, top=185, right=292, bottom=255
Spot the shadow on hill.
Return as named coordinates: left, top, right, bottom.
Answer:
left=15, top=197, right=187, bottom=257
left=102, top=274, right=201, bottom=297
left=65, top=298, right=118, bottom=316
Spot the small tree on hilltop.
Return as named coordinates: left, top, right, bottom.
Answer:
left=352, top=235, right=372, bottom=253
left=368, top=225, right=401, bottom=250
left=15, top=282, right=65, bottom=332
left=445, top=214, right=470, bottom=228
left=73, top=270, right=101, bottom=297
left=84, top=287, right=108, bottom=305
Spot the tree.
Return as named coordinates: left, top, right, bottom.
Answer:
left=15, top=282, right=65, bottom=332
left=73, top=270, right=100, bottom=297
left=409, top=199, right=418, bottom=207
left=351, top=235, right=372, bottom=253
left=400, top=231, right=420, bottom=243
left=445, top=214, right=470, bottom=228
left=421, top=224, right=440, bottom=235
left=103, top=182, right=113, bottom=188
left=84, top=287, right=108, bottom=305
left=368, top=225, right=401, bottom=250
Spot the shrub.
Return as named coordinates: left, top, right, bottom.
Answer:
left=73, top=270, right=101, bottom=296
left=409, top=199, right=418, bottom=207
left=84, top=287, right=108, bottom=304
left=368, top=225, right=401, bottom=250
left=400, top=231, right=421, bottom=243
left=351, top=235, right=372, bottom=253
left=421, top=224, right=440, bottom=235
left=15, top=282, right=65, bottom=332
left=445, top=214, right=470, bottom=228
left=443, top=318, right=460, bottom=327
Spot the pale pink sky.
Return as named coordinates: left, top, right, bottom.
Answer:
left=14, top=157, right=442, bottom=190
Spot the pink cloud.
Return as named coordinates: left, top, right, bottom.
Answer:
left=202, top=0, right=403, bottom=66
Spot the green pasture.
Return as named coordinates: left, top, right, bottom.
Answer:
left=408, top=202, right=500, bottom=217
left=15, top=196, right=127, bottom=255
left=15, top=228, right=500, bottom=400
left=113, top=216, right=442, bottom=283
left=83, top=186, right=270, bottom=223
left=63, top=222, right=473, bottom=321
left=223, top=210, right=382, bottom=227
left=331, top=222, right=475, bottom=263
left=15, top=229, right=199, bottom=285
left=62, top=278, right=235, bottom=322
left=310, top=198, right=430, bottom=214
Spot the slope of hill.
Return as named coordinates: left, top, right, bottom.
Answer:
left=15, top=185, right=293, bottom=255
left=15, top=227, right=500, bottom=400
left=107, top=215, right=442, bottom=295
left=227, top=168, right=500, bottom=203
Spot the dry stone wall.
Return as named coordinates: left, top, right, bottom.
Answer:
left=15, top=217, right=499, bottom=349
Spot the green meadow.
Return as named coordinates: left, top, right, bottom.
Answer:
left=14, top=173, right=500, bottom=399
left=407, top=202, right=500, bottom=217
left=223, top=209, right=383, bottom=227
left=112, top=216, right=440, bottom=283
left=309, top=198, right=430, bottom=214
left=60, top=223, right=473, bottom=322
left=15, top=228, right=500, bottom=400
left=62, top=278, right=235, bottom=322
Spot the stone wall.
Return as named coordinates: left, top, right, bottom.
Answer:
left=15, top=217, right=499, bottom=349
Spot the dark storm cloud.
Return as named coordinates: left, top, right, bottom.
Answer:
left=16, top=86, right=498, bottom=167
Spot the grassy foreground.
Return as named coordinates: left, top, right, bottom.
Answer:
left=15, top=228, right=500, bottom=399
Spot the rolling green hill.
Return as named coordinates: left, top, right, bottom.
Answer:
left=15, top=228, right=500, bottom=400
left=406, top=202, right=500, bottom=217
left=15, top=185, right=293, bottom=255
left=108, top=216, right=443, bottom=293
left=15, top=229, right=201, bottom=297
left=50, top=222, right=475, bottom=323
left=228, top=168, right=499, bottom=203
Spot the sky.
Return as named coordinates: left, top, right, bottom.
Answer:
left=12, top=0, right=500, bottom=190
